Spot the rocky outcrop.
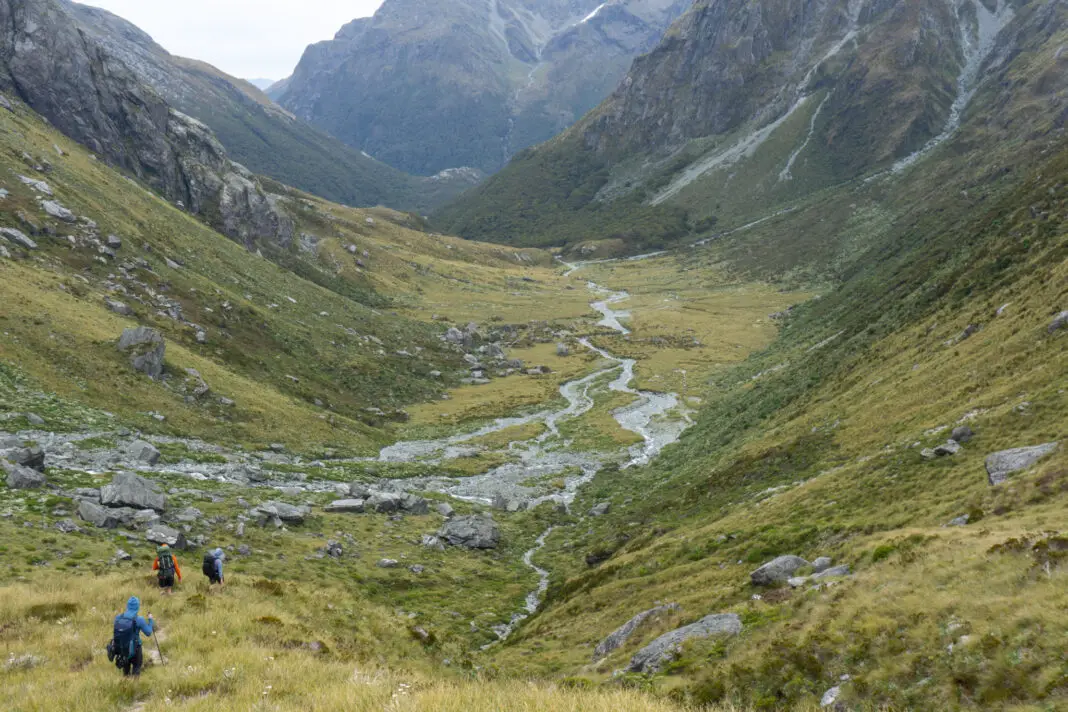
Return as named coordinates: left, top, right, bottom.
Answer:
left=594, top=603, right=680, bottom=660
left=439, top=513, right=500, bottom=549
left=277, top=0, right=689, bottom=175
left=126, top=440, right=161, bottom=465
left=253, top=501, right=309, bottom=527
left=750, top=555, right=809, bottom=586
left=3, top=461, right=46, bottom=489
left=323, top=499, right=365, bottom=514
left=100, top=472, right=167, bottom=512
left=627, top=613, right=742, bottom=673
left=986, top=443, right=1059, bottom=486
left=0, top=0, right=293, bottom=248
left=117, top=327, right=165, bottom=380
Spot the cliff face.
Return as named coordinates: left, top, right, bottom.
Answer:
left=276, top=0, right=689, bottom=175
left=437, top=0, right=1066, bottom=250
left=0, top=0, right=291, bottom=247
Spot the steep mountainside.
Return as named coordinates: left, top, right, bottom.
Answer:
left=438, top=0, right=1066, bottom=253
left=60, top=1, right=480, bottom=214
left=275, top=0, right=689, bottom=175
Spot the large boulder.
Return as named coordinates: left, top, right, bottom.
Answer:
left=750, top=555, right=809, bottom=586
left=400, top=493, right=430, bottom=515
left=145, top=524, right=186, bottom=548
left=126, top=440, right=161, bottom=465
left=100, top=472, right=167, bottom=512
left=323, top=499, right=365, bottom=514
left=594, top=603, right=680, bottom=660
left=1, top=445, right=45, bottom=472
left=366, top=491, right=404, bottom=513
left=439, top=514, right=500, bottom=550
left=78, top=500, right=122, bottom=528
left=253, top=501, right=307, bottom=526
left=4, top=462, right=46, bottom=489
left=627, top=614, right=742, bottom=673
left=117, top=327, right=166, bottom=380
left=986, top=443, right=1059, bottom=485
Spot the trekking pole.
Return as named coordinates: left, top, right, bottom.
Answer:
left=153, top=631, right=166, bottom=666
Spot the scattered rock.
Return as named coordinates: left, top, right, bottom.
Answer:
left=443, top=327, right=464, bottom=345
left=0, top=227, right=37, bottom=250
left=948, top=515, right=970, bottom=527
left=820, top=686, right=841, bottom=708
left=252, top=501, right=307, bottom=526
left=377, top=558, right=399, bottom=568
left=594, top=603, right=680, bottom=659
left=4, top=462, right=46, bottom=489
left=105, top=299, right=133, bottom=316
left=145, top=524, right=186, bottom=548
left=41, top=200, right=76, bottom=222
left=115, top=549, right=132, bottom=561
left=421, top=534, right=446, bottom=551
left=237, top=544, right=251, bottom=556
left=923, top=440, right=963, bottom=459
left=323, top=499, right=365, bottom=514
left=78, top=500, right=121, bottom=528
left=126, top=440, right=161, bottom=466
left=492, top=493, right=527, bottom=513
left=556, top=343, right=570, bottom=357
left=25, top=413, right=44, bottom=426
left=810, top=565, right=851, bottom=581
left=106, top=234, right=122, bottom=249
left=750, top=555, right=809, bottom=586
left=1, top=445, right=45, bottom=471
left=627, top=614, right=742, bottom=673
left=117, top=327, right=166, bottom=380
left=100, top=472, right=167, bottom=512
left=195, top=330, right=208, bottom=344
left=811, top=557, right=833, bottom=574
left=439, top=514, right=500, bottom=550
left=17, top=175, right=51, bottom=195
left=409, top=564, right=425, bottom=575
left=55, top=519, right=81, bottom=534
left=589, top=502, right=611, bottom=517
left=986, top=443, right=1059, bottom=486
left=435, top=502, right=454, bottom=519
left=1048, top=311, right=1068, bottom=334
left=324, top=540, right=343, bottom=558
left=951, top=425, right=974, bottom=443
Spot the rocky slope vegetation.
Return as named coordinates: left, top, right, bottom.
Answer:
left=275, top=0, right=689, bottom=175
left=438, top=0, right=1067, bottom=254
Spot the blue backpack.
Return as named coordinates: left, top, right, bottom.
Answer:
left=110, top=614, right=138, bottom=666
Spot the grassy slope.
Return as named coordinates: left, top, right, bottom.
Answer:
left=487, top=139, right=1068, bottom=709
left=0, top=98, right=544, bottom=453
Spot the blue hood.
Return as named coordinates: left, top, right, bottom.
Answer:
left=124, top=596, right=140, bottom=617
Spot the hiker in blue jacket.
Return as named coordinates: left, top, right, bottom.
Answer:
left=203, top=547, right=225, bottom=586
left=109, top=596, right=154, bottom=676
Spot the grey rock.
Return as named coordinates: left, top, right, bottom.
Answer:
left=409, top=564, right=425, bottom=575
left=810, top=565, right=851, bottom=581
left=4, top=462, right=46, bottom=489
left=377, top=558, right=399, bottom=568
left=951, top=426, right=974, bottom=443
left=55, top=518, right=81, bottom=533
left=0, top=227, right=37, bottom=250
left=3, top=445, right=45, bottom=471
left=589, top=502, right=611, bottom=517
left=492, top=493, right=527, bottom=513
left=324, top=540, right=343, bottom=558
left=126, top=440, right=161, bottom=465
left=443, top=327, right=464, bottom=345
left=348, top=483, right=372, bottom=498
left=400, top=493, right=430, bottom=515
left=811, top=557, right=833, bottom=574
left=948, top=515, right=970, bottom=527
left=172, top=506, right=202, bottom=523
left=439, top=514, right=499, bottom=550
left=750, top=555, right=809, bottom=586
left=0, top=93, right=11, bottom=111
left=435, top=502, right=454, bottom=519
left=72, top=487, right=101, bottom=503
left=78, top=500, right=122, bottom=528
left=421, top=534, right=446, bottom=551
left=115, top=548, right=131, bottom=561
left=934, top=440, right=963, bottom=457
left=237, top=544, right=251, bottom=556
left=1048, top=311, right=1068, bottom=334
left=627, top=614, right=742, bottom=673
left=106, top=234, right=122, bottom=249
left=105, top=299, right=133, bottom=316
left=25, top=413, right=44, bottom=426
left=366, top=491, right=405, bottom=513
left=323, top=498, right=365, bottom=514
left=17, top=175, right=51, bottom=194
left=100, top=472, right=167, bottom=512
left=253, top=501, right=307, bottom=524
left=986, top=443, right=1059, bottom=485
left=594, top=603, right=680, bottom=660
left=821, top=686, right=841, bottom=708
left=41, top=200, right=76, bottom=222
left=145, top=524, right=185, bottom=548
left=117, top=327, right=166, bottom=380
left=556, top=343, right=570, bottom=357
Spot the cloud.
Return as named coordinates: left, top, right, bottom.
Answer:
left=77, top=0, right=384, bottom=79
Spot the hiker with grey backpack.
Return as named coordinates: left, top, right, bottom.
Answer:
left=106, top=596, right=156, bottom=677
left=203, top=548, right=225, bottom=587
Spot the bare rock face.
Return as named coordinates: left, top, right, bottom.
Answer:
left=594, top=603, right=680, bottom=660
left=439, top=513, right=500, bottom=549
left=750, top=555, right=809, bottom=586
left=117, top=327, right=165, bottom=380
left=627, top=613, right=742, bottom=673
left=100, top=472, right=167, bottom=512
left=986, top=443, right=1059, bottom=486
left=0, top=0, right=292, bottom=248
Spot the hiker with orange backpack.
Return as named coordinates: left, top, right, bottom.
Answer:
left=152, top=544, right=182, bottom=594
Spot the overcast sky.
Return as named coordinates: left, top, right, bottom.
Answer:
left=78, top=1, right=384, bottom=80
